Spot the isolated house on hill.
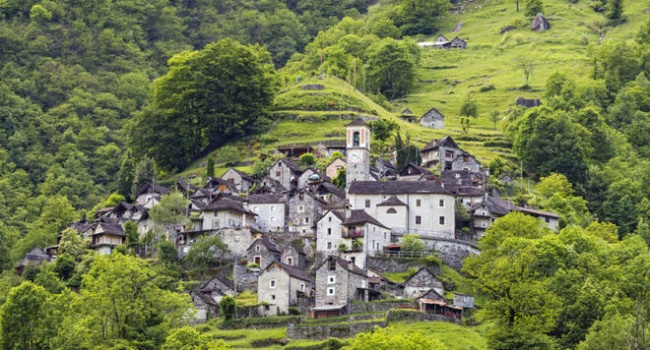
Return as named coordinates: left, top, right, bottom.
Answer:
left=16, top=248, right=51, bottom=276
left=450, top=37, right=467, bottom=49
left=419, top=107, right=445, bottom=129
left=403, top=267, right=445, bottom=298
left=434, top=35, right=451, bottom=48
left=516, top=97, right=541, bottom=108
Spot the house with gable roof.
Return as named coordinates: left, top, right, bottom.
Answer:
left=450, top=37, right=467, bottom=49
left=347, top=181, right=456, bottom=240
left=420, top=136, right=462, bottom=169
left=339, top=209, right=391, bottom=268
left=451, top=152, right=482, bottom=172
left=441, top=170, right=487, bottom=207
left=247, top=236, right=282, bottom=269
left=258, top=261, right=314, bottom=316
left=269, top=158, right=303, bottom=191
left=419, top=107, right=445, bottom=129
left=403, top=267, right=445, bottom=298
left=287, top=189, right=327, bottom=235
left=399, top=162, right=431, bottom=180
left=316, top=210, right=346, bottom=256
left=282, top=243, right=307, bottom=269
left=221, top=168, right=255, bottom=193
left=135, top=183, right=170, bottom=209
left=246, top=194, right=286, bottom=232
left=16, top=248, right=52, bottom=276
left=89, top=217, right=125, bottom=255
left=312, top=256, right=377, bottom=318
left=325, top=157, right=346, bottom=179
left=191, top=275, right=236, bottom=322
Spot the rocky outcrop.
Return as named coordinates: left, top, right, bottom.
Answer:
left=531, top=13, right=550, bottom=31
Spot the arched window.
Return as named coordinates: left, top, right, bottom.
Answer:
left=386, top=208, right=397, bottom=214
left=353, top=131, right=360, bottom=147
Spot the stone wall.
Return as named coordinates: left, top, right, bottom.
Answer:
left=366, top=256, right=420, bottom=274
left=287, top=320, right=386, bottom=340
left=429, top=240, right=479, bottom=270
left=233, top=263, right=259, bottom=292
left=349, top=301, right=415, bottom=314
left=386, top=309, right=461, bottom=324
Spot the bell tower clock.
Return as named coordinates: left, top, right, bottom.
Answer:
left=346, top=117, right=371, bottom=192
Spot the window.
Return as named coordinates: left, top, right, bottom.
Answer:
left=328, top=259, right=336, bottom=270
left=270, top=205, right=276, bottom=212
left=271, top=295, right=276, bottom=300
left=350, top=257, right=356, bottom=265
left=298, top=206, right=304, bottom=212
left=329, top=216, right=332, bottom=222
left=234, top=234, right=240, bottom=242
left=256, top=245, right=261, bottom=252
left=353, top=131, right=360, bottom=147
left=227, top=178, right=234, bottom=183
left=212, top=219, right=220, bottom=229
left=270, top=216, right=276, bottom=222
left=328, top=276, right=336, bottom=284
left=415, top=216, right=422, bottom=225
left=327, top=287, right=335, bottom=296
left=300, top=283, right=305, bottom=292
left=416, top=199, right=421, bottom=207
left=445, top=151, right=454, bottom=158
left=287, top=257, right=293, bottom=266
left=270, top=280, right=276, bottom=288
left=327, top=228, right=332, bottom=235
left=463, top=155, right=468, bottom=162
left=304, top=218, right=309, bottom=224
left=327, top=242, right=332, bottom=249
left=254, top=256, right=261, bottom=265
left=387, top=208, right=397, bottom=214
left=299, top=193, right=304, bottom=200
left=252, top=206, right=259, bottom=212
left=439, top=216, right=445, bottom=225
left=365, top=199, right=370, bottom=208
left=439, top=199, right=444, bottom=207
left=275, top=171, right=281, bottom=177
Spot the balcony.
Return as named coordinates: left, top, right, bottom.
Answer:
left=342, top=229, right=364, bottom=238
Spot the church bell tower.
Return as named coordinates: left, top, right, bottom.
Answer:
left=346, top=117, right=371, bottom=192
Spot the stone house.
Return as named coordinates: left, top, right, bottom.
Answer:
left=269, top=158, right=303, bottom=191
left=297, top=168, right=329, bottom=189
left=89, top=218, right=125, bottom=255
left=309, top=182, right=346, bottom=207
left=204, top=177, right=238, bottom=194
left=191, top=276, right=236, bottom=322
left=316, top=210, right=346, bottom=257
left=440, top=170, right=486, bottom=208
left=419, top=107, right=445, bottom=129
left=246, top=194, right=287, bottom=232
left=450, top=37, right=467, bottom=49
left=399, top=108, right=416, bottom=123
left=433, top=34, right=451, bottom=48
left=287, top=189, right=327, bottom=235
left=312, top=256, right=373, bottom=318
left=339, top=209, right=391, bottom=269
left=247, top=237, right=282, bottom=269
left=252, top=177, right=287, bottom=195
left=348, top=181, right=456, bottom=240
left=104, top=202, right=151, bottom=236
left=258, top=261, right=314, bottom=316
left=326, top=158, right=346, bottom=179
left=135, top=183, right=170, bottom=208
left=282, top=244, right=307, bottom=269
left=468, top=196, right=515, bottom=236
left=398, top=162, right=431, bottom=180
left=420, top=136, right=462, bottom=169
left=516, top=97, right=542, bottom=108
left=16, top=248, right=51, bottom=276
left=221, top=168, right=255, bottom=193
left=516, top=206, right=560, bottom=231
left=200, top=196, right=257, bottom=231
left=451, top=152, right=481, bottom=172
left=373, top=157, right=398, bottom=180
left=403, top=267, right=444, bottom=299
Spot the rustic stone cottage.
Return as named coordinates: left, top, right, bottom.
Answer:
left=420, top=136, right=462, bottom=169
left=191, top=276, right=236, bottom=322
left=247, top=236, right=282, bottom=269
left=403, top=267, right=445, bottom=298
left=269, top=158, right=303, bottom=191
left=221, top=168, right=255, bottom=193
left=257, top=261, right=314, bottom=316
left=419, top=107, right=445, bottom=129
left=246, top=194, right=287, bottom=233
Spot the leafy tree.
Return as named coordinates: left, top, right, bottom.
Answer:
left=401, top=234, right=425, bottom=255
left=124, top=221, right=140, bottom=252
left=58, top=228, right=88, bottom=259
left=0, top=281, right=50, bottom=350
left=117, top=150, right=136, bottom=201
left=219, top=296, right=236, bottom=322
left=78, top=253, right=192, bottom=347
left=514, top=56, right=536, bottom=87
left=530, top=173, right=592, bottom=228
left=607, top=0, right=623, bottom=20
left=216, top=145, right=242, bottom=167
left=206, top=156, right=215, bottom=178
left=332, top=167, right=346, bottom=190
left=459, top=94, right=478, bottom=118
left=366, top=38, right=418, bottom=99
left=371, top=117, right=399, bottom=142
left=150, top=192, right=189, bottom=240
left=344, top=326, right=448, bottom=349
left=524, top=0, right=544, bottom=17
left=131, top=156, right=155, bottom=198
left=299, top=153, right=316, bottom=166
left=133, top=39, right=279, bottom=171
left=162, top=326, right=230, bottom=350
left=183, top=235, right=230, bottom=279
left=487, top=327, right=556, bottom=350
left=395, top=0, right=451, bottom=36
left=54, top=254, right=77, bottom=281
left=490, top=110, right=501, bottom=130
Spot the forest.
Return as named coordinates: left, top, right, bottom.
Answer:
left=3, top=0, right=650, bottom=348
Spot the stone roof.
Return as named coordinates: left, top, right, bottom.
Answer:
left=516, top=206, right=560, bottom=218
left=224, top=168, right=255, bottom=182
left=204, top=177, right=238, bottom=192
left=316, top=182, right=345, bottom=199
left=343, top=209, right=389, bottom=229
left=248, top=236, right=282, bottom=254
left=17, top=248, right=51, bottom=268
left=94, top=221, right=125, bottom=236
left=348, top=181, right=449, bottom=195
left=136, top=183, right=170, bottom=196
left=203, top=196, right=256, bottom=215
left=264, top=261, right=313, bottom=282
left=274, top=158, right=303, bottom=173
left=317, top=209, right=346, bottom=224
left=247, top=194, right=286, bottom=204
left=198, top=275, right=235, bottom=292
left=421, top=136, right=460, bottom=153
left=377, top=196, right=407, bottom=206
left=399, top=162, right=431, bottom=177
left=318, top=256, right=368, bottom=278
left=346, top=117, right=367, bottom=127
left=469, top=196, right=515, bottom=216
left=401, top=108, right=414, bottom=115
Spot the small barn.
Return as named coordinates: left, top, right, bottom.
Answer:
left=419, top=108, right=445, bottom=129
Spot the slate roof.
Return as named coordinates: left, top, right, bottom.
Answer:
left=317, top=209, right=346, bottom=224
left=316, top=182, right=345, bottom=199
left=401, top=108, right=414, bottom=115
left=252, top=177, right=287, bottom=194
left=399, top=162, right=431, bottom=177
left=348, top=181, right=449, bottom=195
left=318, top=256, right=368, bottom=277
left=274, top=158, right=303, bottom=173
left=516, top=206, right=560, bottom=218
left=136, top=183, right=170, bottom=196
left=377, top=196, right=407, bottom=206
left=248, top=236, right=282, bottom=254
left=346, top=117, right=367, bottom=126
left=286, top=243, right=306, bottom=256
left=176, top=180, right=199, bottom=193
left=247, top=194, right=286, bottom=204
left=421, top=136, right=460, bottom=153
left=94, top=221, right=125, bottom=236
left=198, top=275, right=235, bottom=292
left=17, top=248, right=51, bottom=267
left=204, top=177, right=237, bottom=192
left=223, top=168, right=255, bottom=182
left=263, top=261, right=313, bottom=282
left=469, top=196, right=515, bottom=216
left=343, top=209, right=389, bottom=229
left=440, top=170, right=486, bottom=196
left=203, top=196, right=256, bottom=215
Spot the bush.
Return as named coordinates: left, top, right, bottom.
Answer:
left=479, top=84, right=496, bottom=92
left=219, top=296, right=236, bottom=321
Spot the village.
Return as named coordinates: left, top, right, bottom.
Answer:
left=17, top=115, right=559, bottom=336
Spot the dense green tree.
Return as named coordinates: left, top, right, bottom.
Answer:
left=344, top=326, right=448, bottom=350
left=58, top=228, right=88, bottom=259
left=530, top=173, right=592, bottom=228
left=395, top=0, right=450, bottom=36
left=133, top=39, right=279, bottom=171
left=524, top=0, right=544, bottom=17
left=366, top=38, right=418, bottom=99
left=400, top=234, right=425, bottom=255
left=131, top=156, right=155, bottom=198
left=183, top=235, right=230, bottom=279
left=219, top=296, right=236, bottom=322
left=371, top=117, right=399, bottom=142
left=0, top=281, right=50, bottom=350
left=124, top=221, right=140, bottom=252
left=206, top=156, right=215, bottom=178
left=299, top=152, right=316, bottom=166
left=162, top=327, right=230, bottom=350
left=216, top=145, right=242, bottom=167
left=607, top=0, right=623, bottom=20
left=460, top=94, right=478, bottom=118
